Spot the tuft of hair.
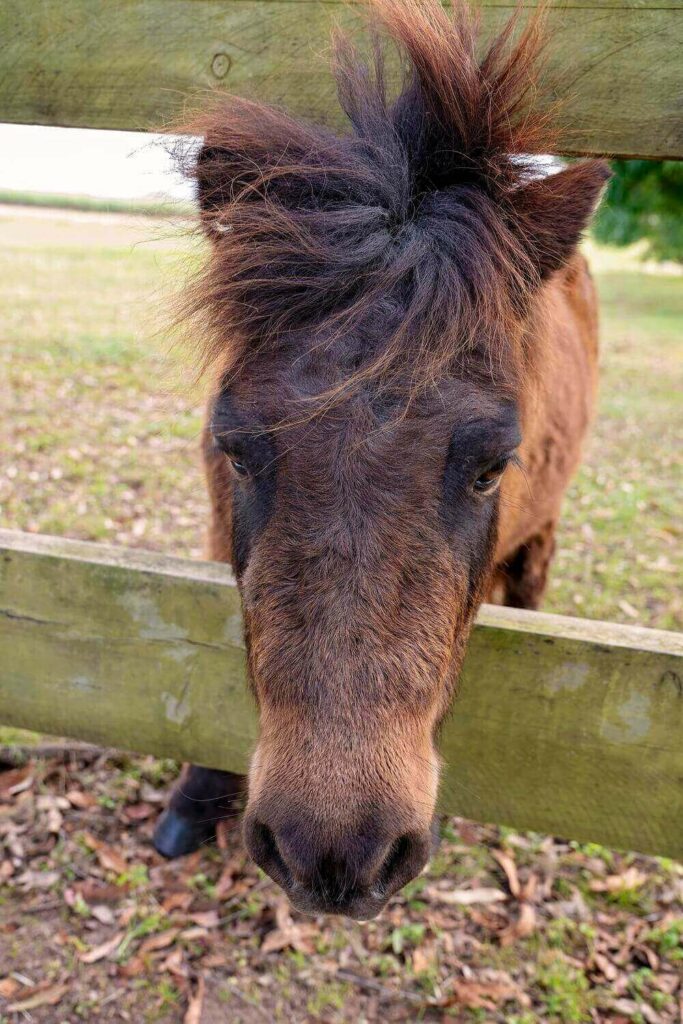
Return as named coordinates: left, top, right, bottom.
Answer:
left=177, top=0, right=609, bottom=397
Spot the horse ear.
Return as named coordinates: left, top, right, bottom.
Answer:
left=512, top=159, right=612, bottom=281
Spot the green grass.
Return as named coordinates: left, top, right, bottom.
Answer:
left=0, top=210, right=680, bottom=630
left=0, top=187, right=194, bottom=218
left=543, top=242, right=682, bottom=630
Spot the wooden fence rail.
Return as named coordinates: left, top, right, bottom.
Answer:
left=1, top=529, right=681, bottom=858
left=1, top=0, right=682, bottom=159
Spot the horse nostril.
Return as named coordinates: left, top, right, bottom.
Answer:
left=248, top=819, right=292, bottom=889
left=375, top=832, right=424, bottom=898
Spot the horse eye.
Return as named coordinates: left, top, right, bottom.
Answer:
left=473, top=457, right=510, bottom=494
left=228, top=457, right=249, bottom=477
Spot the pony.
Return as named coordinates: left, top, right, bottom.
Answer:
left=153, top=0, right=609, bottom=920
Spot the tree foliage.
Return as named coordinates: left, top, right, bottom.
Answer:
left=593, top=160, right=683, bottom=263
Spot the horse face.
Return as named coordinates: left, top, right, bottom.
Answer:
left=208, top=366, right=520, bottom=918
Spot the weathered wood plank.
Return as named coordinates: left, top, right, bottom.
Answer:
left=1, top=529, right=682, bottom=857
left=0, top=1, right=681, bottom=159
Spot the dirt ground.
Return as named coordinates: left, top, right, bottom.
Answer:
left=0, top=748, right=681, bottom=1023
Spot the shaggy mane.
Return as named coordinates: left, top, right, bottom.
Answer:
left=179, top=0, right=556, bottom=397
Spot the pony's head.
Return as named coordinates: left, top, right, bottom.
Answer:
left=182, top=0, right=608, bottom=917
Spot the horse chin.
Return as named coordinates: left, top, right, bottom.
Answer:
left=286, top=886, right=390, bottom=921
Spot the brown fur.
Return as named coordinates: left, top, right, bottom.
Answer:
left=163, top=0, right=608, bottom=917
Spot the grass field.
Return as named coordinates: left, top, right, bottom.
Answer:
left=0, top=205, right=681, bottom=1023
left=1, top=205, right=680, bottom=629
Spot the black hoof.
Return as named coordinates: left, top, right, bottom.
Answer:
left=152, top=809, right=216, bottom=859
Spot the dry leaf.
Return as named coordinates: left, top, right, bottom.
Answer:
left=590, top=867, right=648, bottom=893
left=121, top=802, right=155, bottom=823
left=0, top=767, right=33, bottom=798
left=261, top=900, right=317, bottom=954
left=0, top=977, right=20, bottom=999
left=79, top=931, right=125, bottom=964
left=66, top=789, right=97, bottom=810
left=162, top=892, right=194, bottom=913
left=426, top=886, right=507, bottom=906
left=445, top=977, right=528, bottom=1010
left=184, top=974, right=206, bottom=1024
left=73, top=880, right=122, bottom=903
left=16, top=869, right=60, bottom=891
left=201, top=953, right=228, bottom=969
left=412, top=947, right=432, bottom=974
left=500, top=903, right=536, bottom=945
left=36, top=795, right=70, bottom=811
left=492, top=849, right=521, bottom=898
left=45, top=807, right=64, bottom=834
left=82, top=832, right=128, bottom=875
left=8, top=983, right=68, bottom=1013
left=118, top=956, right=145, bottom=979
left=119, top=905, right=138, bottom=928
left=139, top=929, right=180, bottom=955
left=519, top=872, right=538, bottom=903
left=90, top=904, right=116, bottom=925
left=215, top=861, right=238, bottom=899
left=180, top=927, right=211, bottom=942
left=592, top=951, right=618, bottom=981
left=159, top=948, right=188, bottom=978
left=187, top=910, right=219, bottom=929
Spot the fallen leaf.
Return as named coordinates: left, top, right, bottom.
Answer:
left=187, top=910, right=219, bottom=929
left=519, top=872, right=538, bottom=903
left=16, top=869, right=60, bottom=892
left=0, top=977, right=20, bottom=999
left=66, top=789, right=97, bottom=810
left=45, top=807, right=64, bottom=834
left=444, top=977, right=528, bottom=1010
left=612, top=999, right=662, bottom=1024
left=159, top=948, right=188, bottom=978
left=79, top=931, right=125, bottom=964
left=592, top=951, right=618, bottom=981
left=118, top=905, right=137, bottom=927
left=500, top=903, right=536, bottom=945
left=36, top=795, right=70, bottom=811
left=0, top=767, right=33, bottom=799
left=590, top=867, right=648, bottom=893
left=412, top=947, right=432, bottom=974
left=73, top=881, right=122, bottom=903
left=91, top=904, right=116, bottom=925
left=8, top=983, right=68, bottom=1013
left=162, top=892, right=194, bottom=913
left=215, top=861, right=237, bottom=899
left=425, top=886, right=507, bottom=906
left=139, top=928, right=180, bottom=955
left=184, top=974, right=205, bottom=1024
left=492, top=848, right=521, bottom=898
left=180, top=927, right=211, bottom=942
left=201, top=953, right=228, bottom=968
left=261, top=900, right=317, bottom=954
left=82, top=833, right=128, bottom=875
left=121, top=802, right=155, bottom=823
left=118, top=956, right=145, bottom=979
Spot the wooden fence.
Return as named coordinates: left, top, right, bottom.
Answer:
left=0, top=0, right=681, bottom=860
left=0, top=0, right=682, bottom=159
left=2, top=530, right=681, bottom=858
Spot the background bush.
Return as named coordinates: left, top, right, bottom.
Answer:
left=594, top=160, right=683, bottom=263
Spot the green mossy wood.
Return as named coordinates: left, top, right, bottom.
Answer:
left=0, top=0, right=681, bottom=159
left=1, top=530, right=681, bottom=858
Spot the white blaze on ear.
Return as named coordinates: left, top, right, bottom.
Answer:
left=511, top=159, right=612, bottom=280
